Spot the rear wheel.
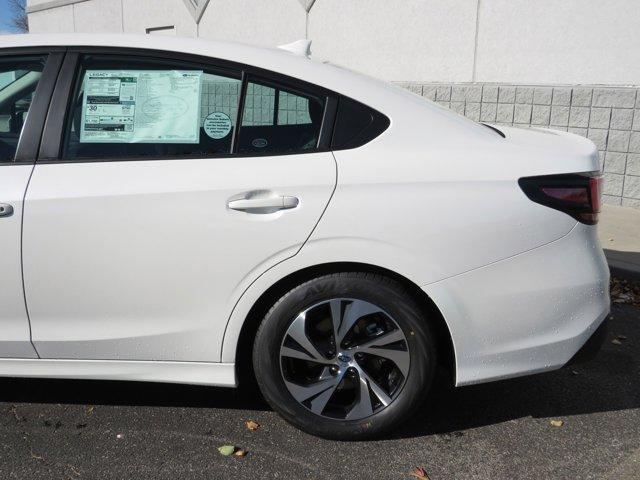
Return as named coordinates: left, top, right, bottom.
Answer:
left=252, top=272, right=436, bottom=439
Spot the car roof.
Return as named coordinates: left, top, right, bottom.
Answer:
left=0, top=34, right=493, bottom=140
left=1, top=33, right=305, bottom=70
left=1, top=34, right=385, bottom=103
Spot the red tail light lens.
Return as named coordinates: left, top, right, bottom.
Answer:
left=590, top=175, right=603, bottom=214
left=541, top=186, right=589, bottom=204
left=519, top=172, right=602, bottom=225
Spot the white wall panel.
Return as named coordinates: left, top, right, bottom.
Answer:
left=308, top=0, right=478, bottom=82
left=23, top=0, right=640, bottom=87
left=198, top=0, right=306, bottom=47
left=475, top=0, right=640, bottom=85
left=122, top=0, right=197, bottom=37
left=73, top=0, right=122, bottom=33
left=27, top=5, right=75, bottom=33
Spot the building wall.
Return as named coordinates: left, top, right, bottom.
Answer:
left=25, top=0, right=640, bottom=207
left=401, top=83, right=640, bottom=207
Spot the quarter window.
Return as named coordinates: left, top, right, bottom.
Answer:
left=0, top=56, right=46, bottom=162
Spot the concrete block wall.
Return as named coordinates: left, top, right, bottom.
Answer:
left=398, top=83, right=640, bottom=207
left=199, top=76, right=240, bottom=127
left=199, top=78, right=311, bottom=128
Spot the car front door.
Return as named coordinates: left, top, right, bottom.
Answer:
left=0, top=51, right=62, bottom=358
left=22, top=51, right=337, bottom=362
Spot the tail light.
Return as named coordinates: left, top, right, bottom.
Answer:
left=518, top=172, right=603, bottom=225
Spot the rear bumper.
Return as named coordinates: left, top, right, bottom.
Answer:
left=567, top=316, right=608, bottom=365
left=423, top=222, right=610, bottom=386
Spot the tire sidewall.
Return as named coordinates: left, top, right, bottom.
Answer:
left=253, top=273, right=436, bottom=440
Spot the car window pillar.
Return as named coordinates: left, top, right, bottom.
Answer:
left=11, top=51, right=65, bottom=164
left=38, top=52, right=79, bottom=162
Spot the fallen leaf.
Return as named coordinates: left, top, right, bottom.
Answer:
left=550, top=420, right=564, bottom=427
left=616, top=335, right=628, bottom=340
left=86, top=405, right=95, bottom=416
left=612, top=338, right=622, bottom=345
left=30, top=450, right=44, bottom=461
left=246, top=420, right=260, bottom=431
left=68, top=465, right=82, bottom=477
left=610, top=276, right=640, bottom=309
left=10, top=405, right=24, bottom=422
left=571, top=370, right=580, bottom=376
left=218, top=445, right=235, bottom=456
left=409, top=467, right=430, bottom=480
left=234, top=449, right=248, bottom=458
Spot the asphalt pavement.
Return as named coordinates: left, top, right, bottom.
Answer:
left=0, top=290, right=638, bottom=480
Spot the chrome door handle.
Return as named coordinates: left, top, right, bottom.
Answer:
left=0, top=204, right=13, bottom=218
left=227, top=195, right=299, bottom=213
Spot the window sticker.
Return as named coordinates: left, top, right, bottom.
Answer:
left=80, top=70, right=203, bottom=144
left=203, top=112, right=232, bottom=139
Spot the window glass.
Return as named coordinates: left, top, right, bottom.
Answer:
left=238, top=79, right=325, bottom=154
left=241, top=82, right=275, bottom=126
left=0, top=56, right=46, bottom=162
left=331, top=96, right=390, bottom=150
left=63, top=55, right=241, bottom=160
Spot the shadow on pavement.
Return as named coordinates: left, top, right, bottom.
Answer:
left=392, top=305, right=639, bottom=440
left=0, top=377, right=269, bottom=411
left=0, top=306, right=637, bottom=441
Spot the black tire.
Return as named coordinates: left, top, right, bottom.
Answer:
left=252, top=272, right=437, bottom=440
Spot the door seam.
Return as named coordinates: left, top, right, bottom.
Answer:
left=218, top=152, right=339, bottom=359
left=20, top=163, right=39, bottom=359
left=21, top=50, right=68, bottom=358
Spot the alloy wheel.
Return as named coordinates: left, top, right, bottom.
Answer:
left=279, top=298, right=410, bottom=420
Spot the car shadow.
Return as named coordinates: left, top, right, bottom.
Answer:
left=0, top=376, right=270, bottom=411
left=0, top=306, right=637, bottom=440
left=390, top=306, right=639, bottom=440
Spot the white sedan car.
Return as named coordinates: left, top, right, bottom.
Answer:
left=0, top=34, right=609, bottom=439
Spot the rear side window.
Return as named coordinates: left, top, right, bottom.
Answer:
left=0, top=56, right=46, bottom=162
left=238, top=78, right=326, bottom=155
left=63, top=55, right=242, bottom=160
left=61, top=55, right=330, bottom=160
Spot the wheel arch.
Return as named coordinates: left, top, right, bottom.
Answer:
left=233, top=261, right=456, bottom=389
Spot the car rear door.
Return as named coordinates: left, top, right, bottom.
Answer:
left=0, top=49, right=63, bottom=358
left=22, top=49, right=337, bottom=362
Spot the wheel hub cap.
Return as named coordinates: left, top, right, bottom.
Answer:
left=337, top=352, right=352, bottom=364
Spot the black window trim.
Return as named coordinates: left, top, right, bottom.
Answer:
left=38, top=46, right=341, bottom=164
left=0, top=47, right=65, bottom=166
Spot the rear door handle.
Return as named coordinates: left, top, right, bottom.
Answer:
left=0, top=204, right=13, bottom=218
left=227, top=195, right=299, bottom=213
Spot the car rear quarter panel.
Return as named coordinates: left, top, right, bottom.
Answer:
left=319, top=119, right=580, bottom=287
left=221, top=120, right=589, bottom=363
